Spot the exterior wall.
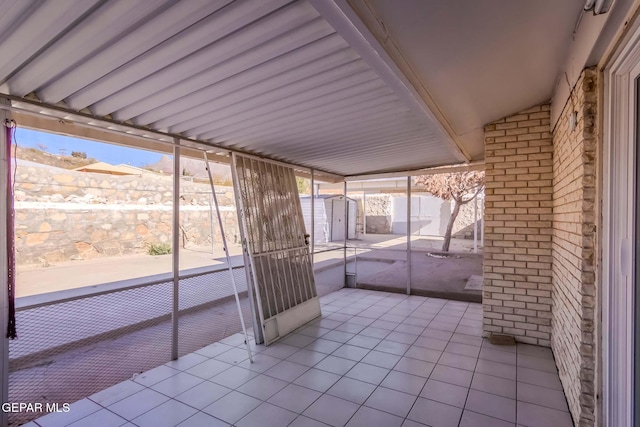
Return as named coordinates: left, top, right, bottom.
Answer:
left=351, top=192, right=479, bottom=236
left=483, top=105, right=554, bottom=346
left=551, top=68, right=597, bottom=426
left=482, top=69, right=598, bottom=426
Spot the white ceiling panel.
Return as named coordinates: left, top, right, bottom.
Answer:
left=141, top=36, right=353, bottom=128
left=357, top=0, right=585, bottom=159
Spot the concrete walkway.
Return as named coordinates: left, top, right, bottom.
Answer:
left=15, top=244, right=346, bottom=298
left=15, top=235, right=480, bottom=298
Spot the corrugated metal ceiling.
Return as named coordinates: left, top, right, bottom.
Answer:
left=0, top=0, right=464, bottom=176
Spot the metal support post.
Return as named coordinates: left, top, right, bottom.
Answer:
left=363, top=191, right=367, bottom=235
left=1, top=99, right=11, bottom=427
left=208, top=194, right=215, bottom=257
left=343, top=181, right=348, bottom=287
left=204, top=153, right=253, bottom=362
left=406, top=176, right=411, bottom=295
left=310, top=169, right=315, bottom=263
left=171, top=144, right=180, bottom=360
left=480, top=195, right=485, bottom=247
left=474, top=196, right=478, bottom=254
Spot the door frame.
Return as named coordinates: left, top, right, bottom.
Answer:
left=602, top=17, right=640, bottom=426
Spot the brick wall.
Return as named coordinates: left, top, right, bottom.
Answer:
left=551, top=68, right=597, bottom=426
left=483, top=105, right=553, bottom=346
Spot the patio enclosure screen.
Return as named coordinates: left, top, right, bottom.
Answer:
left=231, top=154, right=320, bottom=345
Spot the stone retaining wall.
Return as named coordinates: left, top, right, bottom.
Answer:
left=14, top=163, right=238, bottom=266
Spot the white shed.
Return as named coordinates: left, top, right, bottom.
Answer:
left=300, top=195, right=357, bottom=242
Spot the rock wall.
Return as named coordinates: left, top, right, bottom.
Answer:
left=14, top=162, right=239, bottom=266
left=14, top=161, right=235, bottom=206
left=350, top=194, right=393, bottom=234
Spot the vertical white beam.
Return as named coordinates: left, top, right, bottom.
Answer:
left=406, top=176, right=411, bottom=295
left=343, top=181, right=347, bottom=286
left=208, top=194, right=215, bottom=256
left=474, top=196, right=478, bottom=254
left=310, top=169, right=315, bottom=263
left=171, top=143, right=180, bottom=360
left=480, top=195, right=484, bottom=247
left=363, top=191, right=367, bottom=235
left=1, top=99, right=11, bottom=427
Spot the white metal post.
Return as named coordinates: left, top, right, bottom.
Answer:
left=1, top=100, right=11, bottom=427
left=473, top=196, right=478, bottom=254
left=363, top=191, right=367, bottom=235
left=204, top=153, right=253, bottom=362
left=171, top=143, right=180, bottom=360
left=480, top=195, right=484, bottom=247
left=310, top=169, right=315, bottom=263
left=343, top=181, right=348, bottom=286
left=406, top=176, right=411, bottom=295
left=208, top=194, right=215, bottom=257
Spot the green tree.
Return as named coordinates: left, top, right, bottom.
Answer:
left=296, top=177, right=310, bottom=195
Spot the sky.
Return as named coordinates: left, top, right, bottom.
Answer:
left=15, top=128, right=164, bottom=167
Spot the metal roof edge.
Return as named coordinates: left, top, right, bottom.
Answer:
left=0, top=94, right=345, bottom=183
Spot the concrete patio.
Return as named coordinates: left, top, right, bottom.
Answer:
left=28, top=288, right=571, bottom=427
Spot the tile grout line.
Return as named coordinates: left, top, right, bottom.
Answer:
left=457, top=303, right=480, bottom=426
left=36, top=290, right=567, bottom=427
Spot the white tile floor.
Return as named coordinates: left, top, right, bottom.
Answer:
left=29, top=288, right=574, bottom=427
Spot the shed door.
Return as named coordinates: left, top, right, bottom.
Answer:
left=331, top=199, right=345, bottom=241
left=348, top=200, right=357, bottom=239
left=231, top=154, right=320, bottom=345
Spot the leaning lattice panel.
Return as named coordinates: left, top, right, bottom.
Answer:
left=232, top=154, right=320, bottom=345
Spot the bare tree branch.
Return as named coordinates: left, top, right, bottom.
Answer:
left=414, top=171, right=485, bottom=252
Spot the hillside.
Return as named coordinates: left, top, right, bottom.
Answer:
left=147, top=155, right=232, bottom=184
left=12, top=145, right=233, bottom=185
left=14, top=145, right=97, bottom=170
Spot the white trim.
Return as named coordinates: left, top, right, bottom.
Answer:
left=602, top=14, right=640, bottom=426
left=344, top=161, right=485, bottom=181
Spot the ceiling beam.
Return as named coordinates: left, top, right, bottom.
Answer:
left=345, top=161, right=485, bottom=181
left=308, top=0, right=471, bottom=163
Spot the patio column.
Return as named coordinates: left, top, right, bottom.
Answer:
left=310, top=169, right=315, bottom=263
left=362, top=191, right=367, bottom=235
left=483, top=105, right=553, bottom=347
left=480, top=195, right=484, bottom=247
left=343, top=181, right=347, bottom=286
left=406, top=176, right=411, bottom=295
left=171, top=143, right=180, bottom=360
left=0, top=99, right=10, bottom=427
left=473, top=196, right=478, bottom=253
